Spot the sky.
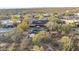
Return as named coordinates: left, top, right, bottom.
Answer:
left=0, top=0, right=78, bottom=8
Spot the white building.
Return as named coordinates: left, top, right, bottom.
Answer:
left=0, top=19, right=13, bottom=25
left=74, top=13, right=79, bottom=16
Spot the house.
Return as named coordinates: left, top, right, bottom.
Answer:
left=1, top=19, right=13, bottom=25
left=59, top=15, right=79, bottom=24
left=0, top=19, right=14, bottom=28
left=0, top=19, right=21, bottom=28
left=74, top=13, right=79, bottom=16
left=28, top=27, right=45, bottom=38
left=29, top=20, right=48, bottom=27
left=3, top=23, right=14, bottom=28
left=43, top=13, right=50, bottom=17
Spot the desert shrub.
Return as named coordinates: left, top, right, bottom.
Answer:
left=60, top=36, right=72, bottom=51
left=32, top=45, right=44, bottom=51
left=20, top=38, right=31, bottom=50
left=32, top=31, right=50, bottom=44
left=71, top=35, right=79, bottom=51
left=45, top=22, right=59, bottom=31
left=8, top=42, right=19, bottom=51
left=17, top=20, right=28, bottom=32
left=0, top=43, right=9, bottom=51
left=17, top=15, right=30, bottom=32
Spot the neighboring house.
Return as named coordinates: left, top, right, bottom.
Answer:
left=0, top=19, right=13, bottom=25
left=70, top=28, right=79, bottom=34
left=28, top=27, right=45, bottom=38
left=43, top=13, right=50, bottom=17
left=0, top=19, right=21, bottom=28
left=60, top=19, right=79, bottom=24
left=60, top=15, right=79, bottom=24
left=74, top=13, right=79, bottom=16
left=28, top=19, right=48, bottom=37
left=0, top=19, right=14, bottom=28
left=29, top=20, right=48, bottom=27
